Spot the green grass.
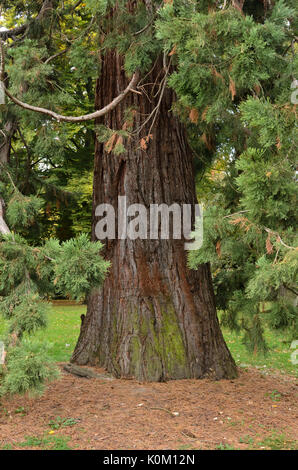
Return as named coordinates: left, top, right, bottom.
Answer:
left=257, top=432, right=297, bottom=450
left=222, top=323, right=297, bottom=376
left=0, top=303, right=83, bottom=362
left=1, top=433, right=73, bottom=450
left=0, top=303, right=297, bottom=375
left=48, top=416, right=78, bottom=430
left=18, top=434, right=73, bottom=450
left=216, top=443, right=237, bottom=450
left=238, top=431, right=297, bottom=450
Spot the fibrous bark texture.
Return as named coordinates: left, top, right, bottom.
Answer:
left=72, top=52, right=237, bottom=381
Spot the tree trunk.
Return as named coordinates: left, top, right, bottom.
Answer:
left=71, top=51, right=237, bottom=381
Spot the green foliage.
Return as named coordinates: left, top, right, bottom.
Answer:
left=63, top=170, right=93, bottom=236
left=0, top=189, right=109, bottom=397
left=53, top=234, right=110, bottom=299
left=0, top=339, right=60, bottom=397
left=157, top=0, right=298, bottom=353
left=6, top=192, right=43, bottom=230
left=17, top=434, right=73, bottom=450
left=257, top=432, right=297, bottom=451
left=0, top=2, right=97, bottom=244
left=69, top=38, right=98, bottom=81
left=48, top=416, right=78, bottom=430
left=7, top=296, right=49, bottom=337
left=216, top=443, right=237, bottom=450
left=85, top=0, right=110, bottom=16
left=0, top=304, right=85, bottom=363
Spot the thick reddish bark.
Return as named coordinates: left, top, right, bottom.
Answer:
left=71, top=51, right=237, bottom=381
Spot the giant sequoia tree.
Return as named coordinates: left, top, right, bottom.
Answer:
left=0, top=0, right=247, bottom=384
left=1, top=0, right=296, bottom=391
left=71, top=50, right=237, bottom=380
left=69, top=2, right=238, bottom=380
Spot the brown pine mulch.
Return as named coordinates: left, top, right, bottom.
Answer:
left=0, top=365, right=297, bottom=450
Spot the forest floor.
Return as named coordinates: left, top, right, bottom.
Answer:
left=0, top=364, right=297, bottom=450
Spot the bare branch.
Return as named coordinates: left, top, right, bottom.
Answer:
left=0, top=23, right=28, bottom=41
left=133, top=54, right=171, bottom=136
left=1, top=35, right=139, bottom=122
left=44, top=48, right=69, bottom=64
left=2, top=70, right=140, bottom=123
left=263, top=227, right=296, bottom=250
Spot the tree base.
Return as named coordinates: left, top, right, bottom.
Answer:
left=72, top=264, right=238, bottom=382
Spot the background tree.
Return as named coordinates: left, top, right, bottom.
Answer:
left=0, top=0, right=111, bottom=395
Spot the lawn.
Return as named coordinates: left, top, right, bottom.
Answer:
left=0, top=303, right=297, bottom=451
left=0, top=303, right=83, bottom=363
left=222, top=323, right=297, bottom=377
left=0, top=303, right=297, bottom=376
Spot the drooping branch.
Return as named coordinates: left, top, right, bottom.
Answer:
left=0, top=35, right=139, bottom=123
left=264, top=227, right=296, bottom=251
left=44, top=48, right=69, bottom=65
left=3, top=71, right=140, bottom=122
left=0, top=3, right=140, bottom=123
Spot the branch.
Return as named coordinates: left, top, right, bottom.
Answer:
left=232, top=0, right=245, bottom=15
left=44, top=48, right=69, bottom=65
left=133, top=54, right=171, bottom=136
left=0, top=6, right=139, bottom=124
left=224, top=210, right=250, bottom=218
left=3, top=71, right=140, bottom=123
left=263, top=227, right=296, bottom=250
left=133, top=1, right=163, bottom=37
left=0, top=23, right=28, bottom=41
left=225, top=211, right=296, bottom=250
left=0, top=37, right=5, bottom=81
